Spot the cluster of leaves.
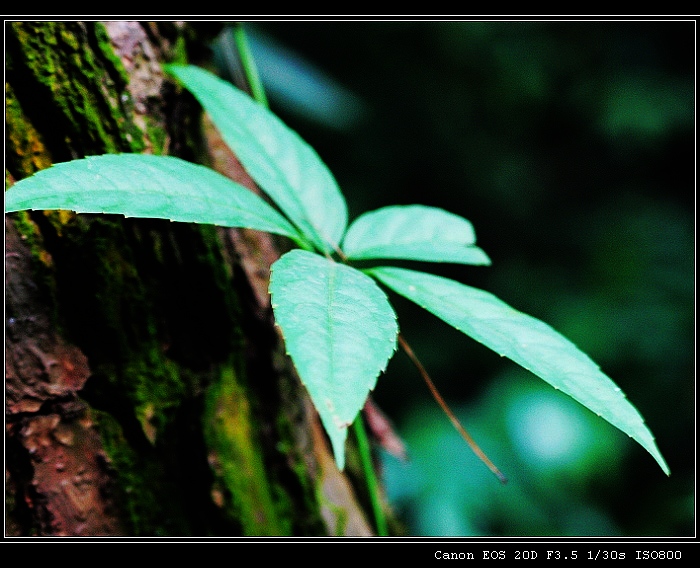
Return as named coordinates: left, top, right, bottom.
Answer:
left=5, top=64, right=669, bottom=476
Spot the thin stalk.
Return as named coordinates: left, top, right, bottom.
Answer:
left=398, top=334, right=507, bottom=484
left=232, top=24, right=269, bottom=108
left=353, top=418, right=388, bottom=536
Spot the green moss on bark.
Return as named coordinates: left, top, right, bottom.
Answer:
left=5, top=83, right=53, bottom=175
left=204, top=363, right=294, bottom=535
left=93, top=22, right=131, bottom=85
left=271, top=377, right=327, bottom=534
left=7, top=22, right=145, bottom=165
left=94, top=410, right=185, bottom=535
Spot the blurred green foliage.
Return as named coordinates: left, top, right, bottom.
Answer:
left=232, top=20, right=693, bottom=536
left=382, top=371, right=628, bottom=536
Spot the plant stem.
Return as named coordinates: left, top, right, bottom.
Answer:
left=232, top=24, right=269, bottom=108
left=353, top=418, right=388, bottom=536
left=398, top=333, right=507, bottom=484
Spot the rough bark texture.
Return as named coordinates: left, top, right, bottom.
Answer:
left=5, top=21, right=382, bottom=537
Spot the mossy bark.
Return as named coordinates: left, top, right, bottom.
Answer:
left=5, top=21, right=381, bottom=537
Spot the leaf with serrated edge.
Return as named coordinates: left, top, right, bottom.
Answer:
left=165, top=64, right=348, bottom=255
left=5, top=154, right=305, bottom=242
left=368, top=266, right=670, bottom=475
left=270, top=250, right=398, bottom=469
left=343, top=205, right=490, bottom=265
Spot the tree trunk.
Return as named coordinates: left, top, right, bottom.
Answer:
left=5, top=21, right=382, bottom=537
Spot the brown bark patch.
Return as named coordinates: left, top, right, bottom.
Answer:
left=6, top=217, right=90, bottom=414
left=6, top=216, right=123, bottom=535
left=17, top=408, right=124, bottom=536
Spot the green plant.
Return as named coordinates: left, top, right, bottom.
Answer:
left=5, top=63, right=670, bottom=489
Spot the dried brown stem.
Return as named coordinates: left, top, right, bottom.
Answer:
left=398, top=333, right=507, bottom=484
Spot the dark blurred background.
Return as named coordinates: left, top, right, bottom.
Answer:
left=214, top=20, right=694, bottom=536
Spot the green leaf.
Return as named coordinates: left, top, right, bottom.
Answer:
left=165, top=64, right=348, bottom=255
left=342, top=205, right=491, bottom=265
left=5, top=154, right=304, bottom=242
left=270, top=249, right=398, bottom=469
left=368, top=266, right=670, bottom=476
